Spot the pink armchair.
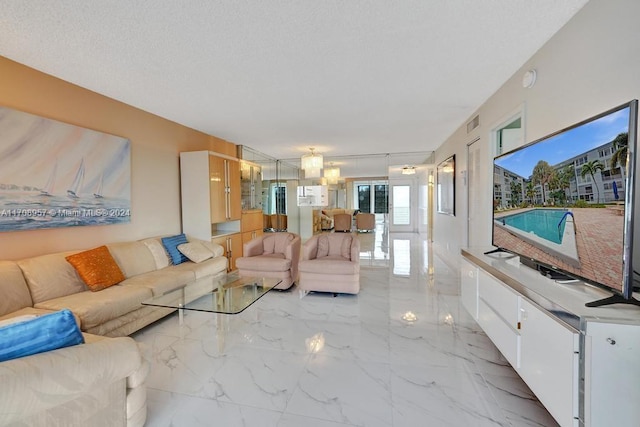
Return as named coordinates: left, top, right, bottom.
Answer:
left=235, top=232, right=301, bottom=290
left=298, top=233, right=360, bottom=295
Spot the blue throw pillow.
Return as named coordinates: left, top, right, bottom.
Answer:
left=161, top=233, right=189, bottom=265
left=0, top=309, right=84, bottom=363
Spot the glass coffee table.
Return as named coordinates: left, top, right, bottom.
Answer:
left=142, top=273, right=281, bottom=351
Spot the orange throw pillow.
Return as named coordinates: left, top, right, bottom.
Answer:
left=66, top=246, right=125, bottom=291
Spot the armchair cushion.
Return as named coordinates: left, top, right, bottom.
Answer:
left=263, top=233, right=295, bottom=255
left=236, top=253, right=291, bottom=272
left=298, top=257, right=358, bottom=275
left=316, top=234, right=353, bottom=259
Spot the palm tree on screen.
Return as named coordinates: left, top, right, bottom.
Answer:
left=610, top=132, right=629, bottom=170
left=532, top=160, right=555, bottom=205
left=525, top=181, right=535, bottom=205
left=580, top=160, right=605, bottom=203
left=559, top=165, right=575, bottom=203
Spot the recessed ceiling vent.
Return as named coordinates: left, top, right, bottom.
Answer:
left=467, top=115, right=480, bottom=133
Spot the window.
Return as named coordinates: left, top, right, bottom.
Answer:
left=358, top=185, right=371, bottom=213
left=496, top=117, right=523, bottom=155
left=374, top=185, right=388, bottom=213
left=271, top=185, right=287, bottom=214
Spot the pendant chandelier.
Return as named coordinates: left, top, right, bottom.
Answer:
left=301, top=147, right=323, bottom=178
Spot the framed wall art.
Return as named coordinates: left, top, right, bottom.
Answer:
left=0, top=106, right=131, bottom=231
left=436, top=155, right=455, bottom=216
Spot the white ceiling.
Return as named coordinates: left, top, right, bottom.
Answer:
left=0, top=1, right=588, bottom=176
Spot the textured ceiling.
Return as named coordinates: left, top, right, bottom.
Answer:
left=0, top=1, right=588, bottom=172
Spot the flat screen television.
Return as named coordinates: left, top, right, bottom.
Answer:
left=490, top=100, right=639, bottom=307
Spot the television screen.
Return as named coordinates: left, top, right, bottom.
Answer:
left=492, top=100, right=638, bottom=304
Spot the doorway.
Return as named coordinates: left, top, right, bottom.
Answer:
left=389, top=179, right=415, bottom=232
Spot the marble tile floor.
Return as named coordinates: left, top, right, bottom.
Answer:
left=132, top=230, right=558, bottom=427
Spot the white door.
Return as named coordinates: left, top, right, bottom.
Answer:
left=389, top=179, right=415, bottom=232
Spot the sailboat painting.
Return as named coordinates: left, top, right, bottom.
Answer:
left=0, top=106, right=131, bottom=231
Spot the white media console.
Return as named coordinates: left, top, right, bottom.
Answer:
left=461, top=248, right=640, bottom=427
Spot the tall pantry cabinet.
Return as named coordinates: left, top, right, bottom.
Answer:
left=180, top=151, right=242, bottom=271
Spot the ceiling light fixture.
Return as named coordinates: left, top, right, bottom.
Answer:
left=402, top=166, right=416, bottom=175
left=301, top=147, right=323, bottom=178
left=324, top=162, right=340, bottom=183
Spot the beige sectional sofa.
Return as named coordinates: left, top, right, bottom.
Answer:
left=0, top=235, right=228, bottom=426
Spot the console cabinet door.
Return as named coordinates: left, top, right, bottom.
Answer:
left=477, top=270, right=521, bottom=369
left=460, top=259, right=478, bottom=320
left=519, top=299, right=579, bottom=427
left=212, top=233, right=243, bottom=272
left=584, top=321, right=640, bottom=427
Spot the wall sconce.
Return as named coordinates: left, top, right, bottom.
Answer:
left=301, top=147, right=323, bottom=178
left=402, top=166, right=416, bottom=175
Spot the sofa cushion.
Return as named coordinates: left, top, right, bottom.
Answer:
left=236, top=253, right=291, bottom=272
left=161, top=234, right=189, bottom=265
left=141, top=238, right=171, bottom=269
left=0, top=335, right=141, bottom=426
left=299, top=257, right=359, bottom=275
left=0, top=307, right=74, bottom=325
left=178, top=241, right=213, bottom=263
left=0, top=260, right=33, bottom=317
left=171, top=256, right=228, bottom=280
left=34, top=286, right=152, bottom=331
left=0, top=309, right=84, bottom=362
left=17, top=251, right=88, bottom=304
left=117, top=268, right=195, bottom=296
left=107, top=241, right=158, bottom=278
left=66, top=246, right=126, bottom=292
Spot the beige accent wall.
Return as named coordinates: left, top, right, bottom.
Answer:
left=0, top=56, right=236, bottom=260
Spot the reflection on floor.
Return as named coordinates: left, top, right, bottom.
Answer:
left=132, top=224, right=559, bottom=427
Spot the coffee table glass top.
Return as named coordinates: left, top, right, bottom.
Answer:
left=142, top=273, right=280, bottom=315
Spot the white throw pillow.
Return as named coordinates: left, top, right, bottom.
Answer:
left=142, top=239, right=171, bottom=269
left=178, top=242, right=214, bottom=263
left=200, top=240, right=225, bottom=258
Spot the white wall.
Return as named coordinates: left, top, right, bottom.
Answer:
left=433, top=0, right=640, bottom=259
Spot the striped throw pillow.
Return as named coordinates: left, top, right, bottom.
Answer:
left=161, top=234, right=189, bottom=265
